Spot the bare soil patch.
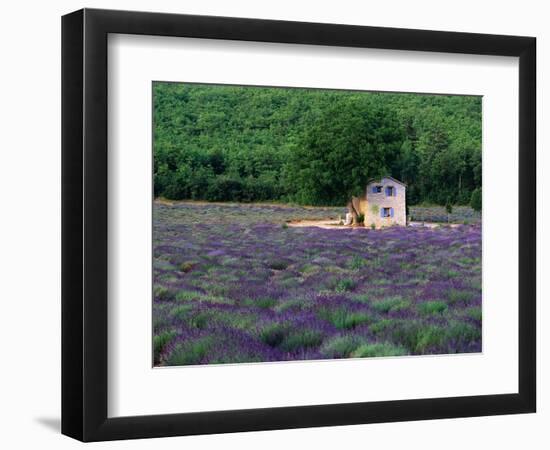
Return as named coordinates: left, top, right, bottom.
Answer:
left=287, top=219, right=350, bottom=230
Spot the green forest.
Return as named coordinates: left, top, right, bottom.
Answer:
left=153, top=82, right=482, bottom=208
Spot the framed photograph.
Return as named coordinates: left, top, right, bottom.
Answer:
left=61, top=8, right=536, bottom=442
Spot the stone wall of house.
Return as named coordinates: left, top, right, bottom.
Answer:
left=364, top=177, right=406, bottom=228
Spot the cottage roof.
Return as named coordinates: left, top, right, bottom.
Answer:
left=366, top=176, right=407, bottom=187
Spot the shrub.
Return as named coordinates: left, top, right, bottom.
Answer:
left=320, top=335, right=364, bottom=358
left=372, top=297, right=411, bottom=313
left=446, top=320, right=481, bottom=342
left=278, top=277, right=300, bottom=289
left=274, top=298, right=306, bottom=313
left=299, top=264, right=320, bottom=275
left=351, top=294, right=370, bottom=304
left=165, top=338, right=213, bottom=366
left=369, top=318, right=396, bottom=334
left=170, top=304, right=194, bottom=321
left=205, top=176, right=246, bottom=202
left=322, top=276, right=339, bottom=291
left=390, top=322, right=446, bottom=353
left=443, top=269, right=460, bottom=279
left=469, top=278, right=482, bottom=290
left=201, top=294, right=233, bottom=305
left=336, top=311, right=372, bottom=329
left=447, top=289, right=474, bottom=305
left=154, top=285, right=175, bottom=302
left=207, top=353, right=264, bottom=365
left=470, top=188, right=482, bottom=212
left=221, top=313, right=258, bottom=330
left=243, top=297, right=277, bottom=309
left=179, top=261, right=195, bottom=273
left=267, top=259, right=289, bottom=270
left=280, top=329, right=324, bottom=351
left=188, top=311, right=212, bottom=329
left=466, top=306, right=482, bottom=321
left=351, top=342, right=408, bottom=358
left=418, top=301, right=448, bottom=315
left=348, top=255, right=365, bottom=270
left=175, top=290, right=202, bottom=302
left=335, top=278, right=356, bottom=292
left=153, top=330, right=176, bottom=364
left=153, top=314, right=170, bottom=333
left=413, top=325, right=447, bottom=353
left=259, top=323, right=288, bottom=347
left=319, top=307, right=372, bottom=330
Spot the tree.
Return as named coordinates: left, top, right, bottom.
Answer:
left=470, top=188, right=482, bottom=212
left=286, top=98, right=404, bottom=225
left=445, top=198, right=453, bottom=223
left=153, top=82, right=482, bottom=205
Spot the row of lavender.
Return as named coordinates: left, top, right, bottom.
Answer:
left=409, top=205, right=481, bottom=224
left=153, top=202, right=481, bottom=366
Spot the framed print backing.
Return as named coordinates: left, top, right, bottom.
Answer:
left=62, top=8, right=535, bottom=441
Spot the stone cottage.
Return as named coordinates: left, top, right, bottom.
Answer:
left=354, top=176, right=407, bottom=228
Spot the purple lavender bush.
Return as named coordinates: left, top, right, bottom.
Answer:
left=410, top=205, right=481, bottom=224
left=153, top=202, right=481, bottom=366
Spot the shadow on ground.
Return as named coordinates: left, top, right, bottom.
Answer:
left=35, top=417, right=61, bottom=433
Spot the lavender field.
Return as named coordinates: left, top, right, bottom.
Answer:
left=153, top=202, right=482, bottom=366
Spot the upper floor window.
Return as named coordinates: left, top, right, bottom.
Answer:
left=372, top=185, right=383, bottom=193
left=385, top=186, right=396, bottom=196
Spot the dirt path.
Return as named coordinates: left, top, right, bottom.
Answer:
left=287, top=219, right=350, bottom=229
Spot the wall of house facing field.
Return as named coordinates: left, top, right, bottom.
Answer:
left=364, top=177, right=406, bottom=228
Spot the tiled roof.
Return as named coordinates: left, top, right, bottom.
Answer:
left=366, top=176, right=407, bottom=187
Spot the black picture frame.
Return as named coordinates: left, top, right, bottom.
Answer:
left=61, top=8, right=536, bottom=442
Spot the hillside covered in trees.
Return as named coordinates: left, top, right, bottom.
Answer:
left=153, top=82, right=482, bottom=207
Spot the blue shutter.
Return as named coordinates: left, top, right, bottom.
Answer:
left=393, top=186, right=397, bottom=196
left=385, top=187, right=389, bottom=196
left=390, top=207, right=394, bottom=217
left=380, top=208, right=384, bottom=218
left=372, top=186, right=377, bottom=194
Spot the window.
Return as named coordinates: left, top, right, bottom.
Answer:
left=385, top=186, right=395, bottom=196
left=372, top=185, right=383, bottom=194
left=381, top=207, right=394, bottom=218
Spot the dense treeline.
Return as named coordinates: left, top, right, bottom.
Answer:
left=154, top=82, right=481, bottom=206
